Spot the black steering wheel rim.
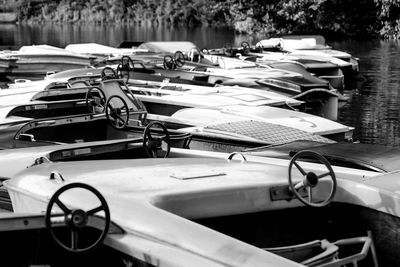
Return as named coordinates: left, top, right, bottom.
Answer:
left=143, top=121, right=171, bottom=158
left=45, top=182, right=110, bottom=253
left=223, top=43, right=234, bottom=57
left=241, top=41, right=250, bottom=55
left=163, top=55, right=175, bottom=70
left=85, top=87, right=106, bottom=114
left=174, top=51, right=185, bottom=67
left=288, top=150, right=337, bottom=208
left=117, top=56, right=134, bottom=82
left=105, top=95, right=130, bottom=129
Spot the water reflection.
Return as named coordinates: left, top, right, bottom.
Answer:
left=0, top=24, right=249, bottom=49
left=1, top=24, right=400, bottom=146
left=335, top=40, right=400, bottom=146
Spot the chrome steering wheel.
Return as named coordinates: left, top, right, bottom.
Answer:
left=288, top=150, right=337, bottom=207
left=106, top=95, right=129, bottom=129
left=45, top=183, right=110, bottom=253
left=143, top=121, right=171, bottom=158
left=85, top=87, right=106, bottom=114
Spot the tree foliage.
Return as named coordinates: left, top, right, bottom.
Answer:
left=12, top=0, right=400, bottom=39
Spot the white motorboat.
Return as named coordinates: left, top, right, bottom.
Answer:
left=0, top=45, right=94, bottom=81
left=0, top=71, right=353, bottom=144
left=0, top=145, right=395, bottom=266
left=132, top=41, right=342, bottom=115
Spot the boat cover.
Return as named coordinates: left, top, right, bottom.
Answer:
left=206, top=120, right=334, bottom=144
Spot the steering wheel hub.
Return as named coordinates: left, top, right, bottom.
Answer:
left=305, top=172, right=319, bottom=188
left=68, top=209, right=88, bottom=229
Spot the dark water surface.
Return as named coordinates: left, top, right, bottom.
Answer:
left=1, top=24, right=400, bottom=146
left=332, top=39, right=400, bottom=146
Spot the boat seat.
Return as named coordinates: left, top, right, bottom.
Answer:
left=264, top=236, right=375, bottom=267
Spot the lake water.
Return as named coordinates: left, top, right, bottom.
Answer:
left=1, top=24, right=399, bottom=147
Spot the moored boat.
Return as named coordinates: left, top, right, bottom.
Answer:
left=1, top=146, right=397, bottom=266
left=129, top=41, right=343, bottom=119
left=280, top=35, right=359, bottom=73
left=0, top=81, right=346, bottom=156
left=0, top=45, right=95, bottom=81
left=0, top=71, right=354, bottom=144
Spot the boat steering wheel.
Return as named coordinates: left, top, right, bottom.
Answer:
left=101, top=67, right=118, bottom=81
left=163, top=55, right=176, bottom=70
left=106, top=95, right=130, bottom=129
left=255, top=43, right=264, bottom=53
left=240, top=41, right=250, bottom=55
left=143, top=121, right=171, bottom=158
left=188, top=47, right=202, bottom=63
left=174, top=51, right=186, bottom=67
left=45, top=183, right=110, bottom=253
left=288, top=150, right=337, bottom=207
left=223, top=43, right=234, bottom=57
left=116, top=55, right=134, bottom=82
left=85, top=87, right=106, bottom=114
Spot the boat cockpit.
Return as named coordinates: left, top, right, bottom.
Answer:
left=0, top=184, right=137, bottom=267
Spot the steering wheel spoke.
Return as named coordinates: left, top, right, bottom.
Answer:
left=116, top=117, right=125, bottom=127
left=317, top=171, right=332, bottom=179
left=87, top=205, right=104, bottom=216
left=54, top=197, right=71, bottom=214
left=71, top=230, right=79, bottom=250
left=293, top=161, right=307, bottom=176
left=294, top=180, right=305, bottom=191
left=307, top=187, right=313, bottom=203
